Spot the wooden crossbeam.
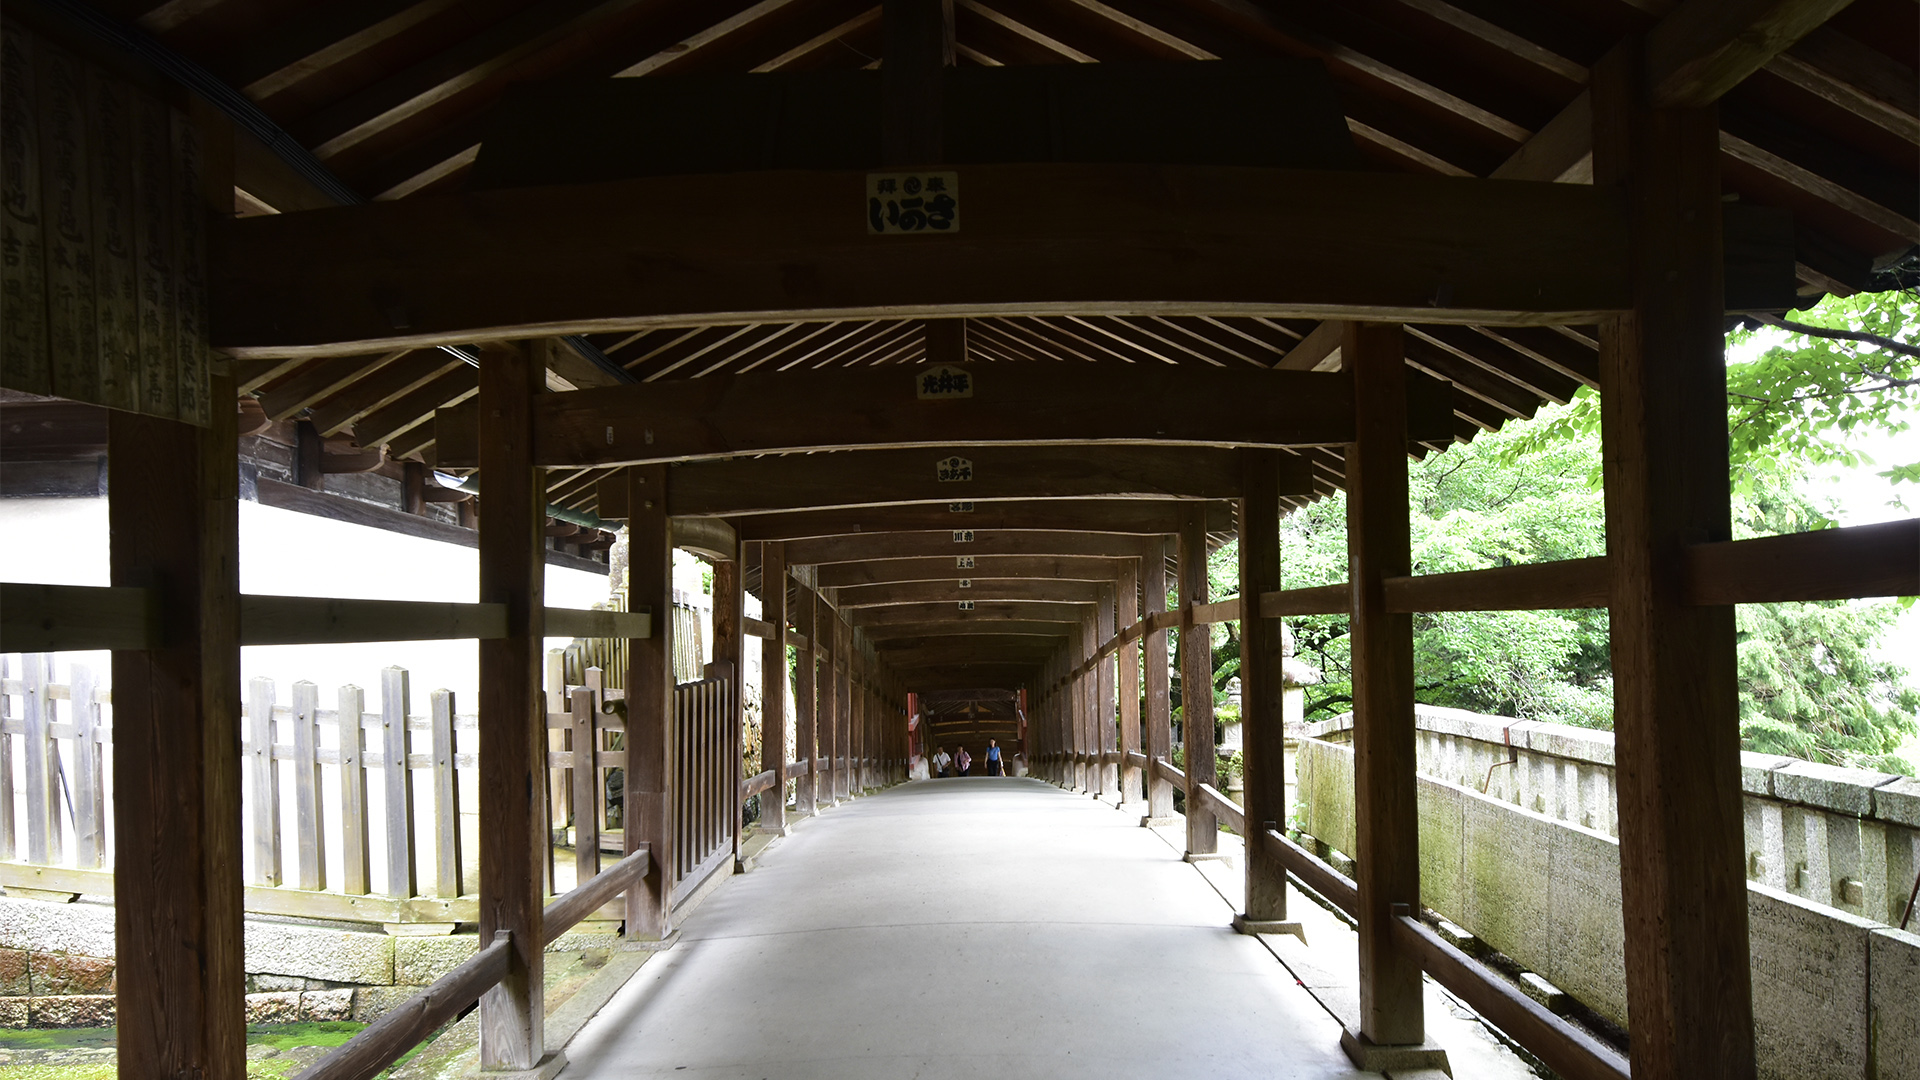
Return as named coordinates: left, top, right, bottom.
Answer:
left=850, top=601, right=1092, bottom=626
left=784, top=530, right=1160, bottom=564
left=735, top=500, right=1235, bottom=542
left=435, top=365, right=1453, bottom=469
left=857, top=620, right=1077, bottom=640
left=833, top=579, right=1104, bottom=608
left=211, top=164, right=1634, bottom=359
left=654, top=446, right=1292, bottom=516
left=815, top=555, right=1129, bottom=588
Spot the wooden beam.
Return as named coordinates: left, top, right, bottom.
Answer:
left=1144, top=536, right=1174, bottom=821
left=1190, top=597, right=1242, bottom=625
left=1344, top=322, right=1424, bottom=1054
left=659, top=445, right=1285, bottom=516
left=735, top=500, right=1235, bottom=542
left=1275, top=319, right=1346, bottom=370
left=883, top=0, right=953, bottom=166
left=435, top=365, right=1454, bottom=469
left=785, top=530, right=1157, bottom=564
left=850, top=601, right=1091, bottom=627
left=1684, top=518, right=1919, bottom=604
left=474, top=341, right=546, bottom=1073
left=1383, top=558, right=1609, bottom=612
left=1647, top=0, right=1858, bottom=109
left=833, top=579, right=1104, bottom=608
left=625, top=463, right=674, bottom=937
left=210, top=164, right=1635, bottom=359
left=109, top=366, right=246, bottom=1078
left=1176, top=505, right=1216, bottom=855
left=1593, top=44, right=1756, bottom=1079
left=815, top=555, right=1128, bottom=588
left=1238, top=449, right=1288, bottom=926
left=857, top=620, right=1076, bottom=640
left=1258, top=583, right=1350, bottom=617
left=760, top=541, right=788, bottom=834
left=0, top=583, right=157, bottom=652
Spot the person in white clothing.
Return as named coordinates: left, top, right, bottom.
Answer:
left=933, top=746, right=953, bottom=778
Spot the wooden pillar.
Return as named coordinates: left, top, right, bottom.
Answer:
left=1345, top=321, right=1425, bottom=1054
left=1594, top=43, right=1755, bottom=1080
left=110, top=375, right=244, bottom=1079
left=1238, top=449, right=1293, bottom=929
left=475, top=340, right=547, bottom=1071
left=1117, top=559, right=1143, bottom=805
left=794, top=586, right=818, bottom=815
left=1178, top=507, right=1217, bottom=855
left=625, top=463, right=673, bottom=939
left=834, top=615, right=852, bottom=800
left=1096, top=583, right=1118, bottom=797
left=851, top=644, right=866, bottom=792
left=760, top=543, right=788, bottom=833
left=820, top=604, right=839, bottom=805
left=1073, top=624, right=1091, bottom=791
left=882, top=0, right=953, bottom=167
left=710, top=545, right=745, bottom=865
left=1144, top=538, right=1175, bottom=822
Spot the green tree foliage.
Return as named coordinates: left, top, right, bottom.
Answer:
left=1250, top=288, right=1919, bottom=772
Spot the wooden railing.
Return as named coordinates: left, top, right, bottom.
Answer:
left=671, top=673, right=735, bottom=904
left=294, top=844, right=652, bottom=1080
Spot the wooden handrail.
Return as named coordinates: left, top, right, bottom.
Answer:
left=0, top=583, right=157, bottom=651
left=543, top=606, right=653, bottom=640
left=1190, top=597, right=1243, bottom=625
left=784, top=759, right=810, bottom=781
left=1126, top=750, right=1149, bottom=770
left=293, top=931, right=513, bottom=1080
left=1685, top=517, right=1919, bottom=604
left=1383, top=557, right=1608, bottom=612
left=243, top=596, right=506, bottom=645
left=542, top=844, right=651, bottom=948
left=1260, top=828, right=1358, bottom=916
left=1257, top=583, right=1349, bottom=617
left=1390, top=909, right=1630, bottom=1080
left=741, top=768, right=778, bottom=800
left=1195, top=782, right=1245, bottom=834
left=1150, top=756, right=1186, bottom=789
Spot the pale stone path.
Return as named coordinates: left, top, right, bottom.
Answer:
left=560, top=777, right=1383, bottom=1080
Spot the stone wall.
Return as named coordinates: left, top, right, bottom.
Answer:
left=1295, top=736, right=1920, bottom=1080
left=0, top=895, right=613, bottom=1028
left=1306, top=706, right=1920, bottom=926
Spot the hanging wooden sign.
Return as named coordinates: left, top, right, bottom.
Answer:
left=0, top=20, right=209, bottom=425
left=866, top=172, right=958, bottom=235
left=936, top=455, right=973, bottom=482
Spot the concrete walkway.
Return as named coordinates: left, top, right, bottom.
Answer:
left=560, top=777, right=1385, bottom=1080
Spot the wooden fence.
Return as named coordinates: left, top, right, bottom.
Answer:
left=0, top=652, right=737, bottom=928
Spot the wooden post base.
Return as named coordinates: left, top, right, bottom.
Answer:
left=468, top=1050, right=568, bottom=1080
left=1338, top=1029, right=1450, bottom=1074
left=1140, top=816, right=1177, bottom=828
left=1231, top=914, right=1305, bottom=943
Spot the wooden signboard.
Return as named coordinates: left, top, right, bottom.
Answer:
left=0, top=20, right=209, bottom=425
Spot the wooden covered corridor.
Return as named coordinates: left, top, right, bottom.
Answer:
left=1, top=0, right=1917, bottom=1077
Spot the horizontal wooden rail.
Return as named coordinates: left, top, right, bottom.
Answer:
left=1383, top=557, right=1609, bottom=613
left=1257, top=583, right=1350, bottom=617
left=784, top=759, right=810, bottom=781
left=785, top=629, right=809, bottom=650
left=1260, top=827, right=1359, bottom=916
left=1145, top=609, right=1183, bottom=633
left=2, top=584, right=655, bottom=650
left=1151, top=756, right=1186, bottom=789
left=1126, top=750, right=1149, bottom=770
left=1190, top=597, right=1243, bottom=625
left=1685, top=518, right=1919, bottom=604
left=543, top=607, right=652, bottom=640
left=293, top=930, right=512, bottom=1080
left=241, top=595, right=507, bottom=645
left=1195, top=782, right=1245, bottom=834
left=1, top=583, right=157, bottom=652
left=742, top=769, right=778, bottom=800
left=542, top=845, right=650, bottom=948
left=744, top=617, right=774, bottom=640
left=1390, top=908, right=1630, bottom=1080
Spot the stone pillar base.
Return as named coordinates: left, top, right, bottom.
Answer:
left=1231, top=914, right=1306, bottom=943
left=1338, top=1029, right=1451, bottom=1075
left=1139, top=816, right=1177, bottom=827
left=1183, top=852, right=1233, bottom=866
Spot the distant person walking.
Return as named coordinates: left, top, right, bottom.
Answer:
left=933, top=747, right=952, bottom=778
left=985, top=739, right=1004, bottom=776
left=954, top=746, right=972, bottom=777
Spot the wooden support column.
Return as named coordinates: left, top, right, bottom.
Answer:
left=760, top=542, right=789, bottom=834
left=1237, top=449, right=1293, bottom=931
left=1594, top=42, right=1755, bottom=1080
left=794, top=586, right=818, bottom=815
left=851, top=644, right=867, bottom=791
left=820, top=604, right=840, bottom=804
left=110, top=374, right=244, bottom=1079
left=1097, top=583, right=1118, bottom=797
left=1144, top=538, right=1175, bottom=823
left=625, top=463, right=673, bottom=939
left=475, top=340, right=548, bottom=1072
left=882, top=0, right=953, bottom=167
left=1117, top=559, right=1143, bottom=805
left=1344, top=321, right=1427, bottom=1057
left=835, top=616, right=852, bottom=800
left=710, top=543, right=745, bottom=866
left=1178, top=508, right=1217, bottom=856
left=1073, top=624, right=1091, bottom=791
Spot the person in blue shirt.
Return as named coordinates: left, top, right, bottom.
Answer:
left=985, top=739, right=1004, bottom=776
